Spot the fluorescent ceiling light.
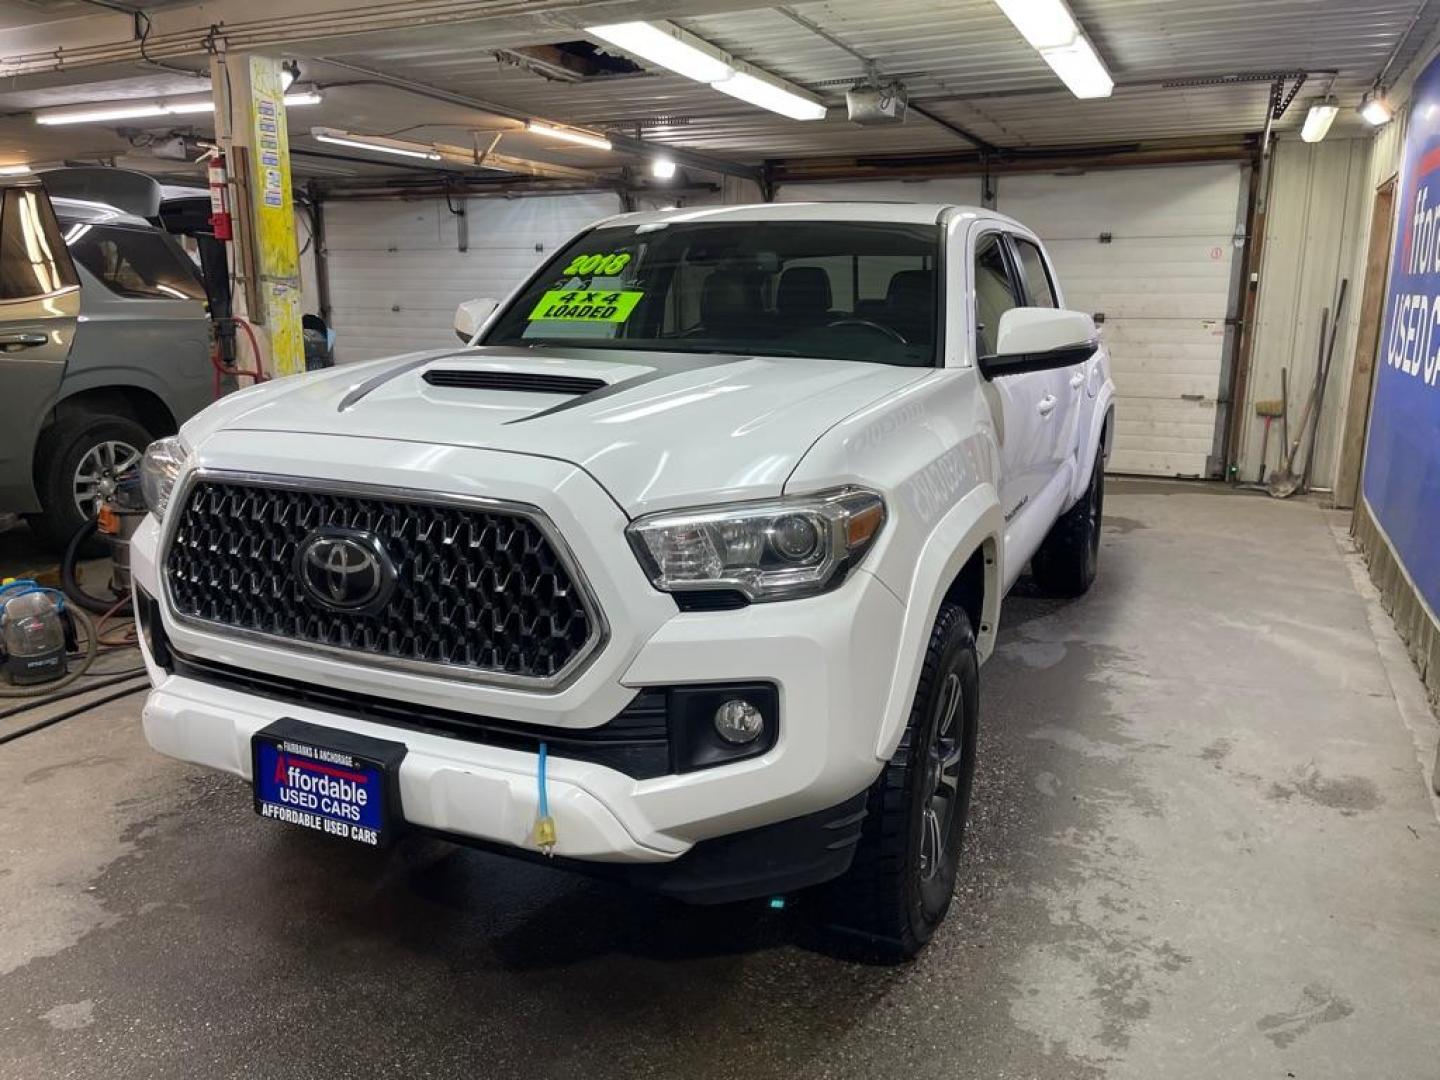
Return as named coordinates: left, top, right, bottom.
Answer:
left=651, top=156, right=677, bottom=179
left=712, top=68, right=827, bottom=121
left=525, top=120, right=613, bottom=150
left=163, top=100, right=220, bottom=116
left=992, top=0, right=1080, bottom=50
left=585, top=19, right=826, bottom=122
left=311, top=127, right=443, bottom=160
left=37, top=102, right=170, bottom=125
left=992, top=0, right=1113, bottom=100
left=36, top=91, right=321, bottom=125
left=587, top=21, right=732, bottom=83
left=1039, top=36, right=1113, bottom=99
left=1301, top=101, right=1339, bottom=143
left=0, top=164, right=32, bottom=175
left=1360, top=93, right=1394, bottom=127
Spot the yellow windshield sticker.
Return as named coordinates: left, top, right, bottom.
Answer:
left=529, top=289, right=644, bottom=322
left=562, top=252, right=632, bottom=276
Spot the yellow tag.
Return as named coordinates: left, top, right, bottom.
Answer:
left=528, top=289, right=644, bottom=323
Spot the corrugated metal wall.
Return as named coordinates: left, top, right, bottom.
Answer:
left=1240, top=137, right=1374, bottom=489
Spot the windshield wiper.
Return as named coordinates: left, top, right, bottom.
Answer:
left=504, top=339, right=803, bottom=358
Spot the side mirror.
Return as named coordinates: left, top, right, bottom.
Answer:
left=454, top=298, right=498, bottom=344
left=979, top=308, right=1098, bottom=380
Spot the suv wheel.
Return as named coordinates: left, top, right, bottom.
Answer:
left=28, top=412, right=151, bottom=552
left=821, top=602, right=980, bottom=958
left=1031, top=447, right=1105, bottom=598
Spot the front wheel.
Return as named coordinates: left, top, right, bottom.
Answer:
left=820, top=603, right=980, bottom=958
left=27, top=412, right=151, bottom=552
left=1031, top=447, right=1105, bottom=598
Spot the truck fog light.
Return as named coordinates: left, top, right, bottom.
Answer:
left=713, top=698, right=765, bottom=744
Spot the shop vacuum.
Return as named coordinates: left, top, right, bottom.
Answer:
left=0, top=580, right=78, bottom=687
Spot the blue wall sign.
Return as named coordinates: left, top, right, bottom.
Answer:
left=1365, top=53, right=1440, bottom=614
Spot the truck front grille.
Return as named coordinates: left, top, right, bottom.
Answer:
left=163, top=476, right=602, bottom=687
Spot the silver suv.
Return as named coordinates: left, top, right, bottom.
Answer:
left=0, top=181, right=211, bottom=548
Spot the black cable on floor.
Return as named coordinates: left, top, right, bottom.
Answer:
left=0, top=683, right=148, bottom=747
left=0, top=671, right=147, bottom=721
left=80, top=665, right=149, bottom=679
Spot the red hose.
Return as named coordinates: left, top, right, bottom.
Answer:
left=211, top=316, right=268, bottom=398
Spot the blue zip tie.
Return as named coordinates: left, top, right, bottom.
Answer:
left=537, top=741, right=549, bottom=817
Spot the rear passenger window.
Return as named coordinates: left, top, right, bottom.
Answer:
left=973, top=234, right=1021, bottom=356
left=1013, top=238, right=1058, bottom=309
left=0, top=187, right=79, bottom=300
left=67, top=224, right=206, bottom=301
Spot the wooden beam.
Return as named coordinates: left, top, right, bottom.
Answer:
left=771, top=138, right=1258, bottom=184
left=1333, top=176, right=1398, bottom=509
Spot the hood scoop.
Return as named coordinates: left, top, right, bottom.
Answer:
left=422, top=369, right=607, bottom=395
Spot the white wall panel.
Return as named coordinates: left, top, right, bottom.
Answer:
left=999, top=164, right=1246, bottom=477
left=1242, top=138, right=1373, bottom=489
left=323, top=193, right=623, bottom=364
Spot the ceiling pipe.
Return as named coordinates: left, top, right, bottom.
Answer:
left=312, top=57, right=764, bottom=184
left=0, top=0, right=580, bottom=78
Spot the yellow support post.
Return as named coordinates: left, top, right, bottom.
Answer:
left=213, top=51, right=305, bottom=378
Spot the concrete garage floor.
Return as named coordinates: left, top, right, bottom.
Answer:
left=1, top=480, right=1437, bottom=1080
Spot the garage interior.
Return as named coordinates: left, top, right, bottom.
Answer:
left=0, top=1, right=1438, bottom=1077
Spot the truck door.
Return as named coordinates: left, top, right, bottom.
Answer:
left=1009, top=233, right=1085, bottom=477
left=0, top=184, right=81, bottom=512
left=973, top=231, right=1053, bottom=530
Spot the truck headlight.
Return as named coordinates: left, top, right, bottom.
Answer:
left=626, top=488, right=886, bottom=603
left=139, top=436, right=190, bottom=520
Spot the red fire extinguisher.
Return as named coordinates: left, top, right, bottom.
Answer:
left=208, top=152, right=232, bottom=241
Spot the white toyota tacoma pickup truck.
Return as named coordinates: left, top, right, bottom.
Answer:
left=133, top=202, right=1113, bottom=956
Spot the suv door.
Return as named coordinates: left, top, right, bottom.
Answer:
left=0, top=184, right=81, bottom=513
left=973, top=231, right=1054, bottom=529
left=1009, top=233, right=1085, bottom=475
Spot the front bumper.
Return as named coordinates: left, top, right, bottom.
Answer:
left=134, top=431, right=905, bottom=883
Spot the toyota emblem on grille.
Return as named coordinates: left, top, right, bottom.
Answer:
left=295, top=528, right=396, bottom=613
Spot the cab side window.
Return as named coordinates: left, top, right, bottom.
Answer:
left=1012, top=238, right=1058, bottom=308
left=0, top=188, right=79, bottom=301
left=973, top=234, right=1020, bottom=356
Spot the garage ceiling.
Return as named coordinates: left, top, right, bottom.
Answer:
left=0, top=0, right=1434, bottom=183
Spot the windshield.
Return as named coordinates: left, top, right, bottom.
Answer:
left=484, top=219, right=941, bottom=367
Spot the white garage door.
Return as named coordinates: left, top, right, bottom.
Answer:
left=323, top=192, right=623, bottom=364
left=998, top=165, right=1245, bottom=477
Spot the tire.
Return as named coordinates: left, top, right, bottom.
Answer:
left=1031, top=448, right=1105, bottom=598
left=27, top=412, right=152, bottom=553
left=821, top=603, right=980, bottom=959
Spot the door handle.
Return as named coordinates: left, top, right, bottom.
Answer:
left=0, top=332, right=47, bottom=351
left=1069, top=371, right=1086, bottom=389
left=1037, top=394, right=1057, bottom=417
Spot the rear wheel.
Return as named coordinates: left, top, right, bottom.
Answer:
left=1031, top=447, right=1105, bottom=598
left=27, top=412, right=151, bottom=552
left=821, top=603, right=979, bottom=958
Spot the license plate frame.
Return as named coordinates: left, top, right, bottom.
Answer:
left=251, top=718, right=407, bottom=848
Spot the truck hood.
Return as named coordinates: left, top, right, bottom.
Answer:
left=184, top=346, right=931, bottom=515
